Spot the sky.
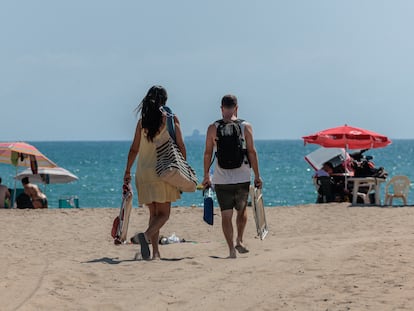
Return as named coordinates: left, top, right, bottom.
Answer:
left=1, top=0, right=414, bottom=141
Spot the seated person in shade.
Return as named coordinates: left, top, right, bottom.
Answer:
left=21, top=177, right=48, bottom=208
left=314, top=162, right=334, bottom=178
left=16, top=192, right=34, bottom=209
left=0, top=177, right=11, bottom=208
left=313, top=162, right=336, bottom=203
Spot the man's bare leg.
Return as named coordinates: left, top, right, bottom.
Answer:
left=235, top=206, right=249, bottom=253
left=221, top=209, right=236, bottom=258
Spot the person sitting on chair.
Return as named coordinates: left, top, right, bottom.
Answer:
left=0, top=177, right=11, bottom=208
left=314, top=162, right=335, bottom=203
left=16, top=192, right=34, bottom=209
left=21, top=177, right=48, bottom=208
left=314, top=162, right=334, bottom=178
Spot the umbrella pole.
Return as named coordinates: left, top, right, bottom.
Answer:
left=344, top=145, right=349, bottom=191
left=13, top=166, right=17, bottom=208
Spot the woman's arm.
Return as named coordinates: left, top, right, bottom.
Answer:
left=124, top=119, right=142, bottom=184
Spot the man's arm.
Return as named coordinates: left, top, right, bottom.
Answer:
left=202, top=124, right=216, bottom=188
left=244, top=123, right=262, bottom=188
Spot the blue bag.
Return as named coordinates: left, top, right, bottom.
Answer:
left=203, top=187, right=214, bottom=225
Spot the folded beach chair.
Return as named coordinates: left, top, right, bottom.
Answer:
left=111, top=183, right=133, bottom=244
left=249, top=186, right=268, bottom=240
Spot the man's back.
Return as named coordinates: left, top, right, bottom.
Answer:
left=24, top=183, right=46, bottom=200
left=21, top=177, right=47, bottom=208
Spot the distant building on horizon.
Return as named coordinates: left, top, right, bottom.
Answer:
left=185, top=129, right=205, bottom=141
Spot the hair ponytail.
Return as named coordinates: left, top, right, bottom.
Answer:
left=135, top=86, right=168, bottom=142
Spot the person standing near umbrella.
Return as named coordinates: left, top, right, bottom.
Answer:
left=21, top=177, right=48, bottom=208
left=123, top=85, right=187, bottom=260
left=0, top=177, right=11, bottom=208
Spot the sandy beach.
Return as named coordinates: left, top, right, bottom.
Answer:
left=2, top=203, right=414, bottom=311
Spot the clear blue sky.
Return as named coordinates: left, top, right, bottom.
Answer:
left=1, top=1, right=413, bottom=141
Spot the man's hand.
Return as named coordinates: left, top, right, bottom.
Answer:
left=254, top=176, right=263, bottom=189
left=202, top=176, right=211, bottom=189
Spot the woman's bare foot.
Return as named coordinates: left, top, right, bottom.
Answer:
left=138, top=233, right=151, bottom=260
left=235, top=244, right=249, bottom=254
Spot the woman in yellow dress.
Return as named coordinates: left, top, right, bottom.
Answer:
left=124, top=85, right=187, bottom=260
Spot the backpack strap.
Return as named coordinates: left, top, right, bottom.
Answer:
left=238, top=119, right=246, bottom=143
left=214, top=118, right=244, bottom=131
left=216, top=118, right=245, bottom=144
left=162, top=106, right=176, bottom=143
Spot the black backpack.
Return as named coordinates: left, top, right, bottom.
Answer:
left=215, top=119, right=247, bottom=169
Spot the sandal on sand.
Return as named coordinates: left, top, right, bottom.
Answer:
left=235, top=245, right=249, bottom=254
left=138, top=233, right=151, bottom=260
left=130, top=233, right=140, bottom=244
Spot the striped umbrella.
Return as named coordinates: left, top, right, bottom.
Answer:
left=0, top=142, right=57, bottom=172
left=0, top=142, right=57, bottom=206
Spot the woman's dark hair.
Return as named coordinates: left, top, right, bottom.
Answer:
left=136, top=85, right=168, bottom=142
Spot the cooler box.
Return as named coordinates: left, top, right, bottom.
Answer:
left=58, top=196, right=79, bottom=208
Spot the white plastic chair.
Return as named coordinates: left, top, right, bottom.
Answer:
left=356, top=182, right=374, bottom=204
left=384, top=175, right=410, bottom=206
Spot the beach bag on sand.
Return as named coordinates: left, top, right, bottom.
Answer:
left=155, top=106, right=197, bottom=192
left=111, top=183, right=133, bottom=244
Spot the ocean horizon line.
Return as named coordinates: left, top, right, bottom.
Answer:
left=6, top=138, right=414, bottom=143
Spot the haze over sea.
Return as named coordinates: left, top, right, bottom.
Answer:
left=0, top=140, right=413, bottom=208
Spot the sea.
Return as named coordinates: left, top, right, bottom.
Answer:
left=1, top=139, right=413, bottom=208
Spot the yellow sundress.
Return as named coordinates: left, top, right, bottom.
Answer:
left=135, top=125, right=181, bottom=205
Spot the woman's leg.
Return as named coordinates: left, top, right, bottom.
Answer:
left=145, top=202, right=171, bottom=259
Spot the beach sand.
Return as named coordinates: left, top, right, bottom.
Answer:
left=2, top=203, right=414, bottom=311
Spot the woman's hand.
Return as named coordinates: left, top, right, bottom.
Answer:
left=124, top=171, right=131, bottom=184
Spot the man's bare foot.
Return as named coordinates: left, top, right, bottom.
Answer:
left=152, top=252, right=161, bottom=260
left=227, top=249, right=237, bottom=259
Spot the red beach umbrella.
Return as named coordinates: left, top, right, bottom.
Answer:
left=302, top=124, right=391, bottom=150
